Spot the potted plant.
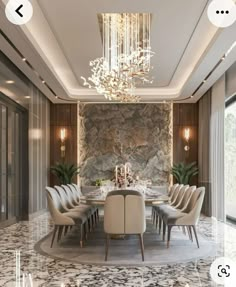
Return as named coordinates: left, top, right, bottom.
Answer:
left=171, top=162, right=199, bottom=185
left=50, top=162, right=80, bottom=184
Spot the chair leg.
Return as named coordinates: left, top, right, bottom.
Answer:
left=152, top=209, right=155, bottom=224
left=182, top=226, right=186, bottom=235
left=94, top=211, right=97, bottom=225
left=167, top=225, right=172, bottom=248
left=96, top=208, right=99, bottom=223
left=159, top=216, right=162, bottom=234
left=188, top=226, right=193, bottom=242
left=162, top=222, right=166, bottom=241
left=57, top=226, right=64, bottom=242
left=192, top=225, right=200, bottom=248
left=85, top=221, right=88, bottom=240
left=155, top=213, right=159, bottom=229
left=105, top=234, right=110, bottom=261
left=51, top=226, right=58, bottom=248
left=80, top=223, right=84, bottom=248
left=139, top=234, right=145, bottom=261
left=64, top=226, right=69, bottom=236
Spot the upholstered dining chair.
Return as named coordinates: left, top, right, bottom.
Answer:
left=104, top=190, right=146, bottom=261
left=46, top=187, right=87, bottom=248
left=54, top=185, right=93, bottom=239
left=154, top=184, right=185, bottom=232
left=152, top=184, right=179, bottom=224
left=67, top=184, right=99, bottom=227
left=162, top=187, right=205, bottom=248
left=160, top=186, right=196, bottom=239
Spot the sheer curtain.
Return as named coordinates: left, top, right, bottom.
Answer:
left=198, top=90, right=211, bottom=216
left=211, top=75, right=225, bottom=221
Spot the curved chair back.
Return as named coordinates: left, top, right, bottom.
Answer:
left=177, top=187, right=205, bottom=225
left=170, top=184, right=183, bottom=202
left=176, top=186, right=196, bottom=210
left=104, top=190, right=146, bottom=235
left=185, top=187, right=205, bottom=214
left=125, top=192, right=146, bottom=234
left=67, top=184, right=80, bottom=203
left=45, top=187, right=74, bottom=226
left=62, top=185, right=76, bottom=207
left=104, top=194, right=125, bottom=234
left=72, top=183, right=83, bottom=197
left=171, top=185, right=189, bottom=206
left=168, top=184, right=179, bottom=196
left=54, top=185, right=71, bottom=211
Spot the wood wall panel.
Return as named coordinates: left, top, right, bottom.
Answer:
left=173, top=103, right=199, bottom=185
left=50, top=104, right=78, bottom=186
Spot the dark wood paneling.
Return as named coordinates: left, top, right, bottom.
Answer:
left=173, top=103, right=199, bottom=185
left=50, top=104, right=78, bottom=186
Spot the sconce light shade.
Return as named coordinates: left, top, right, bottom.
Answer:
left=184, top=128, right=190, bottom=142
left=60, top=128, right=66, bottom=142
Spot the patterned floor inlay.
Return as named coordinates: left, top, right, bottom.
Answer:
left=0, top=213, right=236, bottom=286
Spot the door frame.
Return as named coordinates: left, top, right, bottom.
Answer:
left=0, top=92, right=29, bottom=226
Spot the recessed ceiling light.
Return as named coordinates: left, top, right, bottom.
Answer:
left=22, top=58, right=27, bottom=62
left=5, top=80, right=15, bottom=84
left=190, top=95, right=194, bottom=98
left=203, top=79, right=207, bottom=83
left=221, top=56, right=226, bottom=61
left=42, top=80, right=46, bottom=84
left=25, top=96, right=31, bottom=99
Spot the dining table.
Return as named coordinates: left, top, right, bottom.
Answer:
left=82, top=186, right=169, bottom=206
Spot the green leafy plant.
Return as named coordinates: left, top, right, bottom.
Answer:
left=171, top=162, right=199, bottom=184
left=50, top=162, right=80, bottom=184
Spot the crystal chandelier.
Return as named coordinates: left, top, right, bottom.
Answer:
left=81, top=13, right=154, bottom=102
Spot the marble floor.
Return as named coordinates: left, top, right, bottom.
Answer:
left=0, top=213, right=236, bottom=287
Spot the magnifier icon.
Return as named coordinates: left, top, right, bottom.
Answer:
left=221, top=268, right=227, bottom=275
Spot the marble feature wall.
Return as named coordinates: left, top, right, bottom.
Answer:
left=79, top=104, right=172, bottom=185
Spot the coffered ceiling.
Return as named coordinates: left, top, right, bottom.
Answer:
left=0, top=0, right=236, bottom=103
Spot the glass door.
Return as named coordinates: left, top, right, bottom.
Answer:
left=225, top=96, right=236, bottom=221
left=0, top=102, right=22, bottom=224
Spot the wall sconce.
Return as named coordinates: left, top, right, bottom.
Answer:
left=60, top=128, right=66, bottom=158
left=184, top=128, right=190, bottom=151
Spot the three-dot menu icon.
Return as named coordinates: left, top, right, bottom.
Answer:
left=208, top=0, right=236, bottom=28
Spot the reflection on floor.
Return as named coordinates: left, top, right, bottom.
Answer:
left=0, top=213, right=235, bottom=287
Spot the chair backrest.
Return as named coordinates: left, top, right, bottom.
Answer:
left=104, top=190, right=146, bottom=235
left=168, top=184, right=179, bottom=196
left=67, top=184, right=80, bottom=203
left=45, top=187, right=74, bottom=226
left=72, top=183, right=83, bottom=197
left=176, top=186, right=196, bottom=210
left=172, top=185, right=189, bottom=206
left=177, top=187, right=205, bottom=225
left=62, top=185, right=76, bottom=207
left=170, top=184, right=184, bottom=202
left=54, top=185, right=70, bottom=211
left=184, top=187, right=205, bottom=214
left=104, top=194, right=125, bottom=234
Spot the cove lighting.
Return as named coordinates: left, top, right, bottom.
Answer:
left=225, top=41, right=236, bottom=57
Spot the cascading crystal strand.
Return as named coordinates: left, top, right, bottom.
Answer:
left=81, top=13, right=154, bottom=102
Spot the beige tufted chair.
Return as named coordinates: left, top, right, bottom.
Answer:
left=104, top=190, right=146, bottom=261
